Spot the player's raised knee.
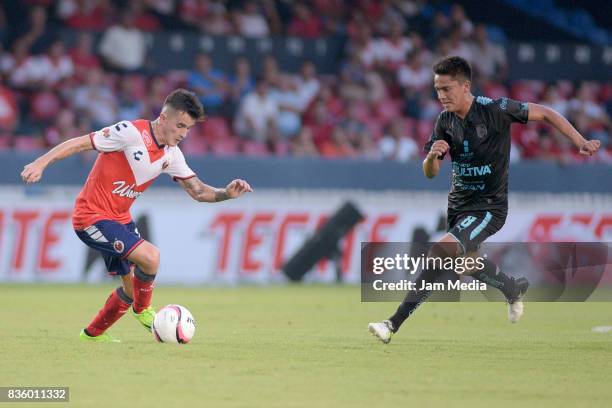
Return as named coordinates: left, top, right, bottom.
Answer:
left=428, top=241, right=459, bottom=259
left=142, top=247, right=160, bottom=271
left=129, top=241, right=160, bottom=273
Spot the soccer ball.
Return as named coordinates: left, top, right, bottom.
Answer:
left=151, top=304, right=196, bottom=344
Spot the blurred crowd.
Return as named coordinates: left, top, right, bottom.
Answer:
left=0, top=0, right=610, bottom=163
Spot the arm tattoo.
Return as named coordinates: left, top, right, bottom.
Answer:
left=182, top=178, right=229, bottom=202
left=214, top=189, right=230, bottom=202
left=183, top=178, right=206, bottom=201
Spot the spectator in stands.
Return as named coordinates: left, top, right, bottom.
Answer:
left=570, top=83, right=611, bottom=148
left=72, top=68, right=117, bottom=128
left=449, top=4, right=473, bottom=38
left=117, top=76, right=144, bottom=120
left=355, top=129, right=380, bottom=160
left=290, top=126, right=318, bottom=157
left=408, top=31, right=433, bottom=67
left=29, top=84, right=62, bottom=124
left=200, top=2, right=233, bottom=35
left=303, top=97, right=337, bottom=150
left=188, top=53, right=227, bottom=115
left=233, top=1, right=270, bottom=38
left=318, top=0, right=349, bottom=36
left=0, top=2, right=609, bottom=163
left=269, top=74, right=302, bottom=138
left=469, top=24, right=507, bottom=81
left=0, top=80, right=18, bottom=133
left=570, top=83, right=610, bottom=126
left=0, top=44, right=13, bottom=79
left=288, top=2, right=322, bottom=38
left=98, top=10, right=147, bottom=72
left=228, top=56, right=254, bottom=102
left=41, top=40, right=74, bottom=87
left=430, top=11, right=451, bottom=44
left=263, top=121, right=287, bottom=155
left=295, top=61, right=321, bottom=111
left=15, top=5, right=53, bottom=54
left=178, top=0, right=210, bottom=30
left=234, top=76, right=279, bottom=142
left=378, top=18, right=413, bottom=71
left=432, top=37, right=452, bottom=64
left=378, top=118, right=418, bottom=162
left=374, top=0, right=406, bottom=36
left=44, top=108, right=79, bottom=146
left=447, top=26, right=473, bottom=62
left=69, top=32, right=101, bottom=83
left=319, top=127, right=356, bottom=158
left=397, top=50, right=431, bottom=95
left=146, top=0, right=181, bottom=30
left=261, top=54, right=281, bottom=88
left=60, top=0, right=112, bottom=30
left=142, top=75, right=169, bottom=118
left=128, top=0, right=161, bottom=31
left=541, top=85, right=569, bottom=117
left=340, top=48, right=387, bottom=103
left=340, top=102, right=368, bottom=145
left=514, top=122, right=541, bottom=159
left=315, top=83, right=344, bottom=119
left=339, top=50, right=369, bottom=101
left=9, top=40, right=48, bottom=90
left=350, top=24, right=379, bottom=69
left=227, top=56, right=254, bottom=117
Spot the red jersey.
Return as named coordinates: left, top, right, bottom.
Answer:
left=72, top=119, right=195, bottom=229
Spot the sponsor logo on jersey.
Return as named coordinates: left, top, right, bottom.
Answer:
left=133, top=151, right=143, bottom=161
left=162, top=161, right=169, bottom=170
left=113, top=240, right=125, bottom=253
left=460, top=139, right=474, bottom=159
left=453, top=163, right=492, bottom=177
left=142, top=129, right=153, bottom=147
left=455, top=182, right=486, bottom=191
left=112, top=180, right=143, bottom=199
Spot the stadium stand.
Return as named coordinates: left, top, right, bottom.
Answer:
left=0, top=0, right=610, bottom=163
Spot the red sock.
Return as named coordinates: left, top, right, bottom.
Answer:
left=85, top=288, right=132, bottom=336
left=132, top=267, right=156, bottom=313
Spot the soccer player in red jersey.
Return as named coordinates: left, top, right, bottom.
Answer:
left=22, top=89, right=253, bottom=342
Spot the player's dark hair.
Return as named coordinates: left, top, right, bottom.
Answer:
left=433, top=56, right=472, bottom=82
left=164, top=88, right=206, bottom=121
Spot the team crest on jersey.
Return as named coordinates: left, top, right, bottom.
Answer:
left=113, top=240, right=125, bottom=253
left=142, top=130, right=153, bottom=147
left=162, top=161, right=169, bottom=170
left=102, top=128, right=110, bottom=138
left=475, top=124, right=487, bottom=138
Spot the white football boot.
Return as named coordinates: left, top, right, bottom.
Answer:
left=507, top=277, right=529, bottom=323
left=368, top=320, right=394, bottom=344
left=507, top=300, right=524, bottom=323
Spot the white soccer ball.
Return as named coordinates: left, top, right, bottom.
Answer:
left=152, top=304, right=196, bottom=344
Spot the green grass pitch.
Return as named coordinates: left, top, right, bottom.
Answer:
left=1, top=284, right=611, bottom=408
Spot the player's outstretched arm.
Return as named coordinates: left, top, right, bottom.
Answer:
left=423, top=140, right=449, bottom=178
left=527, top=103, right=601, bottom=157
left=178, top=177, right=253, bottom=203
left=21, top=135, right=94, bottom=184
